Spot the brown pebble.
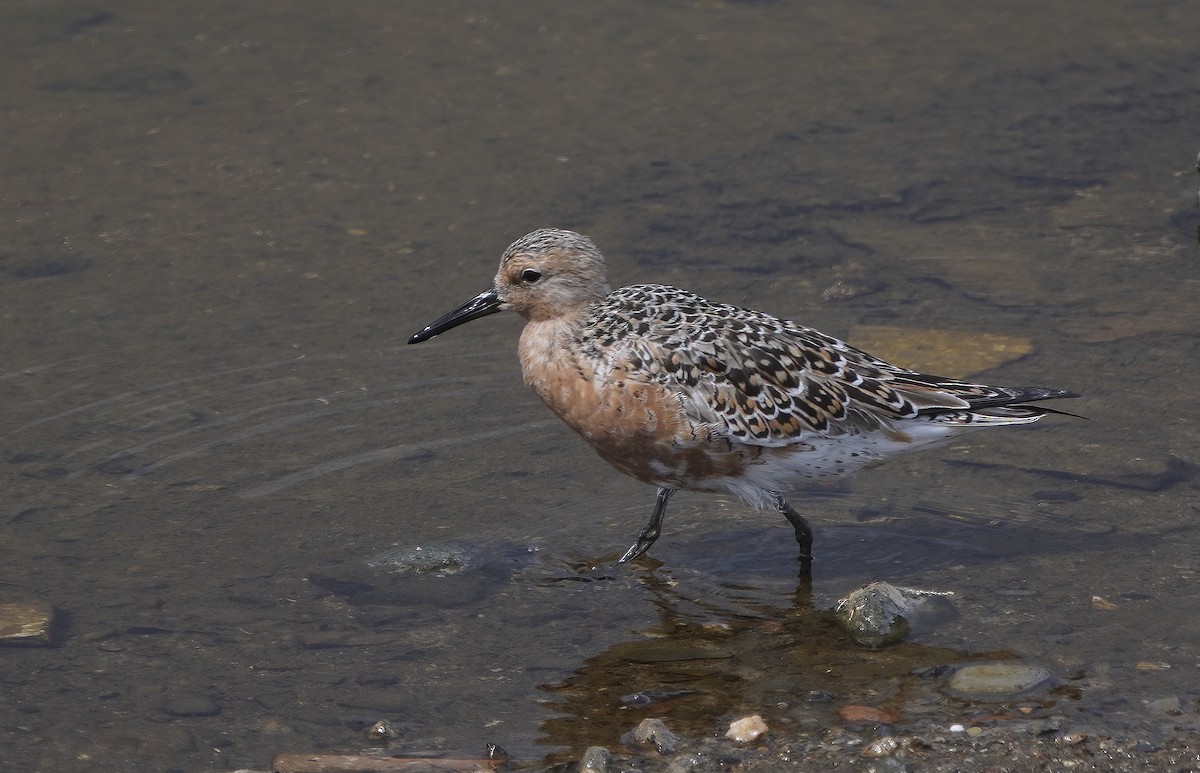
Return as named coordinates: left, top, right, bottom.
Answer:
left=838, top=705, right=899, bottom=724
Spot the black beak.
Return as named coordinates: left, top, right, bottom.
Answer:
left=408, top=289, right=503, bottom=344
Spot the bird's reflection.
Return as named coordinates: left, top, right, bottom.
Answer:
left=537, top=564, right=1011, bottom=764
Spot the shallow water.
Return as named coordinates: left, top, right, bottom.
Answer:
left=2, top=1, right=1198, bottom=770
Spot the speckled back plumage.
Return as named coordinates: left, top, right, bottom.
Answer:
left=575, top=283, right=1065, bottom=449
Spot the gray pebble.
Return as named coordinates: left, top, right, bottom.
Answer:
left=947, top=662, right=1053, bottom=699
left=1146, top=696, right=1181, bottom=715
left=623, top=717, right=679, bottom=755
left=366, top=543, right=474, bottom=577
left=580, top=745, right=611, bottom=772
left=666, top=753, right=706, bottom=773
left=834, top=582, right=955, bottom=648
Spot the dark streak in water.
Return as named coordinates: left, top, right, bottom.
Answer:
left=945, top=455, right=1195, bottom=493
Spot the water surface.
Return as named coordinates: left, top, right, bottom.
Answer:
left=2, top=1, right=1198, bottom=769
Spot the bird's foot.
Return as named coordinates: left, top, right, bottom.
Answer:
left=617, top=535, right=656, bottom=564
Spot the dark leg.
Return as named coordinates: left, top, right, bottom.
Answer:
left=775, top=495, right=814, bottom=567
left=618, top=487, right=676, bottom=563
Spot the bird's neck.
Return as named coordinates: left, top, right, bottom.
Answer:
left=517, top=314, right=584, bottom=381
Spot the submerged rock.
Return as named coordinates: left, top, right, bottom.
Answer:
left=834, top=581, right=956, bottom=648
left=0, top=601, right=54, bottom=646
left=1146, top=696, right=1181, bottom=715
left=620, top=688, right=695, bottom=707
left=580, top=745, right=612, bottom=772
left=308, top=541, right=508, bottom=607
left=623, top=718, right=679, bottom=755
left=849, top=325, right=1033, bottom=379
left=366, top=543, right=475, bottom=577
left=947, top=662, right=1054, bottom=699
left=839, top=704, right=900, bottom=724
left=610, top=639, right=733, bottom=663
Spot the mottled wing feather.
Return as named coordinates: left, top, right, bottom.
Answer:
left=580, top=285, right=1034, bottom=447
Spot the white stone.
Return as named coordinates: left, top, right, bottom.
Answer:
left=725, top=714, right=768, bottom=743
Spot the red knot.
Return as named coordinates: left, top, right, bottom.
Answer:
left=409, top=228, right=1078, bottom=567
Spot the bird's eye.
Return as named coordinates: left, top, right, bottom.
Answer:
left=521, top=269, right=543, bottom=283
